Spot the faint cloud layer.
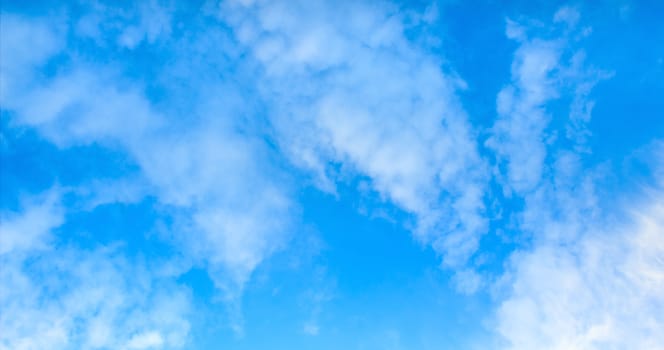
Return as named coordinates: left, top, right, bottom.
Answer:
left=1, top=1, right=291, bottom=290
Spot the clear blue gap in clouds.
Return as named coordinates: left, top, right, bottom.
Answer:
left=438, top=1, right=525, bottom=276
left=0, top=115, right=141, bottom=208
left=1, top=0, right=663, bottom=349
left=198, top=185, right=493, bottom=349
left=582, top=2, right=664, bottom=163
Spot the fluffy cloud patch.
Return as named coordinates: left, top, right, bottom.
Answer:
left=0, top=192, right=191, bottom=350
left=487, top=8, right=608, bottom=195
left=3, top=2, right=662, bottom=348
left=491, top=9, right=664, bottom=350
left=0, top=8, right=293, bottom=305
left=496, top=192, right=664, bottom=350
left=222, top=0, right=488, bottom=268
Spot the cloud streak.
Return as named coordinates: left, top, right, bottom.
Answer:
left=222, top=0, right=488, bottom=269
left=1, top=5, right=294, bottom=333
left=490, top=9, right=664, bottom=349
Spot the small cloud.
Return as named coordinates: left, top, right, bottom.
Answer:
left=505, top=18, right=526, bottom=41
left=126, top=331, right=164, bottom=349
left=0, top=190, right=62, bottom=255
left=553, top=6, right=580, bottom=28
left=303, top=323, right=320, bottom=336
left=452, top=268, right=483, bottom=295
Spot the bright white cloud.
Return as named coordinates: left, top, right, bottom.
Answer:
left=496, top=192, right=664, bottom=350
left=222, top=0, right=488, bottom=268
left=487, top=8, right=608, bottom=195
left=2, top=3, right=488, bottom=310
left=4, top=3, right=662, bottom=348
left=486, top=25, right=563, bottom=194
left=126, top=331, right=165, bottom=349
left=491, top=9, right=664, bottom=350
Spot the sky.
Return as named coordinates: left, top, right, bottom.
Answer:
left=1, top=1, right=663, bottom=349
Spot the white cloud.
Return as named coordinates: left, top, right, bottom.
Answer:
left=487, top=10, right=608, bottom=195
left=13, top=69, right=160, bottom=147
left=491, top=9, right=664, bottom=350
left=496, top=192, right=664, bottom=350
left=0, top=192, right=191, bottom=350
left=486, top=28, right=563, bottom=194
left=0, top=13, right=64, bottom=107
left=74, top=0, right=172, bottom=49
left=0, top=191, right=62, bottom=255
left=126, top=331, right=165, bottom=349
left=554, top=6, right=581, bottom=28
left=452, top=268, right=484, bottom=295
left=0, top=10, right=294, bottom=312
left=221, top=0, right=488, bottom=268
left=487, top=11, right=612, bottom=250
left=2, top=5, right=490, bottom=311
left=299, top=266, right=335, bottom=337
left=7, top=6, right=661, bottom=349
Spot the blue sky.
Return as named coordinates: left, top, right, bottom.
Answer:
left=1, top=1, right=663, bottom=349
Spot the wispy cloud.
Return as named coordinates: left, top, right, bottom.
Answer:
left=489, top=9, right=664, bottom=349
left=1, top=2, right=663, bottom=348
left=1, top=6, right=293, bottom=333
left=487, top=7, right=610, bottom=196
left=496, top=186, right=664, bottom=349
left=0, top=191, right=191, bottom=350
left=221, top=0, right=488, bottom=269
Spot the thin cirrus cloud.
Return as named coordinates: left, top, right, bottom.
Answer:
left=496, top=191, right=664, bottom=349
left=1, top=1, right=663, bottom=349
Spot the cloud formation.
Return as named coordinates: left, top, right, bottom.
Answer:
left=490, top=9, right=664, bottom=349
left=0, top=192, right=191, bottom=350
left=497, top=194, right=664, bottom=349
left=222, top=0, right=488, bottom=268
left=1, top=2, right=663, bottom=349
left=1, top=5, right=292, bottom=297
